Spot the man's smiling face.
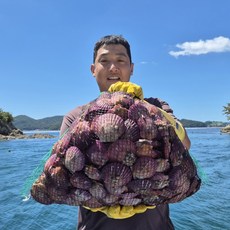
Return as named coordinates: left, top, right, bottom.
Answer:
left=91, top=44, right=134, bottom=92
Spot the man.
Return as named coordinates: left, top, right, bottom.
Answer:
left=60, top=35, right=191, bottom=230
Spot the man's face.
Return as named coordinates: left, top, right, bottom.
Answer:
left=91, top=44, right=134, bottom=91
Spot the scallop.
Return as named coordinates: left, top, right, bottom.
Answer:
left=69, top=188, right=92, bottom=202
left=128, top=179, right=153, bottom=195
left=128, top=102, right=150, bottom=122
left=101, top=162, right=132, bottom=188
left=136, top=139, right=160, bottom=158
left=92, top=113, right=125, bottom=142
left=132, top=157, right=156, bottom=179
left=186, top=176, right=201, bottom=197
left=170, top=140, right=185, bottom=166
left=47, top=185, right=68, bottom=203
left=86, top=140, right=108, bottom=166
left=44, top=153, right=63, bottom=175
left=89, top=182, right=107, bottom=199
left=46, top=166, right=69, bottom=189
left=110, top=91, right=134, bottom=109
left=108, top=104, right=129, bottom=120
left=31, top=181, right=53, bottom=205
left=70, top=172, right=92, bottom=190
left=52, top=132, right=71, bottom=156
left=137, top=115, right=158, bottom=140
left=107, top=139, right=137, bottom=166
left=64, top=146, right=85, bottom=173
left=119, top=197, right=142, bottom=206
left=102, top=194, right=119, bottom=205
left=71, top=120, right=95, bottom=150
left=155, top=159, right=170, bottom=173
left=123, top=119, right=140, bottom=142
left=84, top=99, right=114, bottom=122
left=84, top=165, right=101, bottom=181
left=83, top=197, right=104, bottom=208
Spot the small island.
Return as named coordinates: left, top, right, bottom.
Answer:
left=0, top=109, right=56, bottom=140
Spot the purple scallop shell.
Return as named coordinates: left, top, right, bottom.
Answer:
left=105, top=184, right=128, bottom=195
left=132, top=157, right=157, bottom=179
left=137, top=115, right=158, bottom=140
left=64, top=146, right=85, bottom=173
left=128, top=102, right=150, bottom=122
left=102, top=194, right=119, bottom=205
left=44, top=153, right=63, bottom=175
left=46, top=166, right=69, bottom=189
left=136, top=139, right=161, bottom=158
left=110, top=91, right=134, bottom=109
left=89, top=182, right=107, bottom=199
left=155, top=159, right=170, bottom=173
left=123, top=119, right=140, bottom=142
left=150, top=173, right=169, bottom=189
left=179, top=151, right=197, bottom=179
left=169, top=140, right=185, bottom=166
left=186, top=176, right=201, bottom=197
left=83, top=197, right=104, bottom=208
left=107, top=139, right=137, bottom=166
left=84, top=165, right=101, bottom=181
left=86, top=140, right=108, bottom=167
left=101, top=162, right=132, bottom=188
left=128, top=179, right=153, bottom=195
left=92, top=113, right=125, bottom=142
left=70, top=120, right=95, bottom=150
left=70, top=172, right=92, bottom=190
left=52, top=132, right=71, bottom=157
left=108, top=104, right=129, bottom=120
left=47, top=185, right=68, bottom=204
left=31, top=182, right=53, bottom=205
left=119, top=197, right=142, bottom=206
left=69, top=188, right=92, bottom=202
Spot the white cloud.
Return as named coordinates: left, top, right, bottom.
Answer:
left=169, top=36, right=230, bottom=58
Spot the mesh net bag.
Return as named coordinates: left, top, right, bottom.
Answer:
left=30, top=88, right=201, bottom=217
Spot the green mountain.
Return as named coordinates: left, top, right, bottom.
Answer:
left=13, top=115, right=63, bottom=130
left=12, top=115, right=229, bottom=131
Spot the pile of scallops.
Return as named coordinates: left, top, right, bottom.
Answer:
left=31, top=91, right=201, bottom=208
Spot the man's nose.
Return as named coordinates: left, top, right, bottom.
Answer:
left=109, top=63, right=119, bottom=73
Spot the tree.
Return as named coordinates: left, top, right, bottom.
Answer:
left=0, top=108, right=14, bottom=123
left=223, top=103, right=230, bottom=121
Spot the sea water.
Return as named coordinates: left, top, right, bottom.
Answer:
left=0, top=128, right=229, bottom=230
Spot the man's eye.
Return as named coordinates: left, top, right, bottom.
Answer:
left=100, top=59, right=108, bottom=63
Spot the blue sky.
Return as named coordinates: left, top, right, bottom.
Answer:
left=0, top=0, right=229, bottom=122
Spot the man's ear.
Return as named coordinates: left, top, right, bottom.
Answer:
left=131, top=63, right=134, bottom=75
left=91, top=64, right=95, bottom=76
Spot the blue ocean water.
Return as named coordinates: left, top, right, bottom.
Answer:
left=0, top=128, right=229, bottom=230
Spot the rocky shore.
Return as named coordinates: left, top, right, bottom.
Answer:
left=221, top=125, right=230, bottom=134
left=0, top=120, right=56, bottom=140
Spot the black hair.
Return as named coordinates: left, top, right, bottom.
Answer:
left=93, top=35, right=132, bottom=63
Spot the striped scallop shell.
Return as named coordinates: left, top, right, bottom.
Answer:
left=132, top=157, right=156, bottom=179
left=69, top=188, right=92, bottom=202
left=89, top=182, right=107, bottom=199
left=83, top=197, right=104, bottom=208
left=70, top=120, right=95, bottom=150
left=86, top=140, right=108, bottom=167
left=31, top=181, right=53, bottom=205
left=123, top=119, right=140, bottom=142
left=101, top=162, right=132, bottom=188
left=137, top=115, right=158, bottom=140
left=47, top=185, right=68, bottom=204
left=136, top=139, right=161, bottom=158
left=52, top=132, right=71, bottom=157
left=85, top=99, right=114, bottom=122
left=92, top=113, right=125, bottom=142
left=107, top=139, right=137, bottom=166
left=84, top=165, right=101, bottom=181
left=64, top=146, right=85, bottom=173
left=46, top=166, right=69, bottom=189
left=108, top=104, right=129, bottom=120
left=110, top=91, right=134, bottom=109
left=70, top=172, right=92, bottom=190
left=44, top=153, right=63, bottom=175
left=102, top=194, right=119, bottom=205
left=155, top=159, right=170, bottom=173
left=119, top=197, right=142, bottom=206
left=128, top=179, right=153, bottom=195
left=128, top=102, right=150, bottom=122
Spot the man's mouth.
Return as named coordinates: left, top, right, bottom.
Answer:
left=108, top=76, right=120, bottom=80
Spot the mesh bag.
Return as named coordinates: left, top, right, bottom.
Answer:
left=30, top=91, right=201, bottom=210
